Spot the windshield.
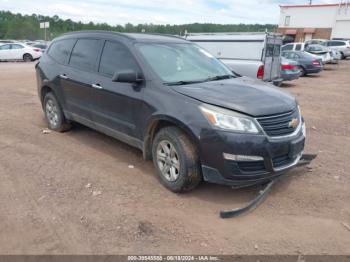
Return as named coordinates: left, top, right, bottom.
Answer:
left=136, top=43, right=234, bottom=84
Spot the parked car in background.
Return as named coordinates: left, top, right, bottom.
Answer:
left=186, top=32, right=283, bottom=86
left=305, top=39, right=327, bottom=46
left=282, top=51, right=323, bottom=76
left=280, top=57, right=300, bottom=81
left=304, top=39, right=341, bottom=63
left=0, top=40, right=15, bottom=43
left=32, top=43, right=48, bottom=52
left=323, top=40, right=350, bottom=59
left=282, top=43, right=332, bottom=64
left=306, top=44, right=333, bottom=64
left=0, top=43, right=42, bottom=62
left=36, top=31, right=305, bottom=192
left=24, top=41, right=38, bottom=46
left=329, top=49, right=341, bottom=64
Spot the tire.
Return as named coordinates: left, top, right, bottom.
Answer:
left=299, top=66, right=306, bottom=77
left=23, top=53, right=33, bottom=62
left=340, top=52, right=345, bottom=60
left=152, top=126, right=201, bottom=192
left=43, top=92, right=71, bottom=132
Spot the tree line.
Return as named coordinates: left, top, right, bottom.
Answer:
left=0, top=10, right=277, bottom=41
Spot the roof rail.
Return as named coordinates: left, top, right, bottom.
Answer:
left=61, top=30, right=134, bottom=39
left=137, top=33, right=185, bottom=40
left=186, top=32, right=267, bottom=35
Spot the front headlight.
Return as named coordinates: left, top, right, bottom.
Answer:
left=200, top=104, right=260, bottom=134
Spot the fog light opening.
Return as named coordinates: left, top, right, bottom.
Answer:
left=223, top=153, right=264, bottom=162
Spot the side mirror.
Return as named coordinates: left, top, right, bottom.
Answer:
left=112, top=70, right=143, bottom=84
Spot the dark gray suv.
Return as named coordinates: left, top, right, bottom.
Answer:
left=36, top=31, right=305, bottom=192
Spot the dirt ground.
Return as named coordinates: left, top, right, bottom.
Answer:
left=0, top=60, right=349, bottom=255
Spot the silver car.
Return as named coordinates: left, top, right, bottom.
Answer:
left=324, top=40, right=350, bottom=59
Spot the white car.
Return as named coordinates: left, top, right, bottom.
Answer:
left=0, top=43, right=42, bottom=62
left=324, top=40, right=350, bottom=59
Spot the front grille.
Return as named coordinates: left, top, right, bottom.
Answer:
left=256, top=109, right=299, bottom=137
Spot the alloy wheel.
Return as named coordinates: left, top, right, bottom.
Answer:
left=156, top=140, right=180, bottom=182
left=45, top=99, right=59, bottom=127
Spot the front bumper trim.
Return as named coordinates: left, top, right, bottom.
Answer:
left=273, top=151, right=303, bottom=172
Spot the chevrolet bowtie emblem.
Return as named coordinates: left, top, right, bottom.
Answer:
left=289, top=118, right=299, bottom=128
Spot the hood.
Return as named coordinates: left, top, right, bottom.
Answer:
left=171, top=77, right=297, bottom=117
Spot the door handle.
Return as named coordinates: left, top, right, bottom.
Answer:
left=92, top=83, right=103, bottom=89
left=59, top=74, right=68, bottom=79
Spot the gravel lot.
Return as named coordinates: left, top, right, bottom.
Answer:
left=0, top=60, right=349, bottom=255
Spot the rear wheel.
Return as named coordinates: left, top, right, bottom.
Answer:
left=23, top=53, right=33, bottom=62
left=299, top=66, right=306, bottom=76
left=152, top=127, right=201, bottom=192
left=43, top=92, right=71, bottom=132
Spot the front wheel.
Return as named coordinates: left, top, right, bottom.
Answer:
left=152, top=127, right=201, bottom=192
left=43, top=92, right=71, bottom=132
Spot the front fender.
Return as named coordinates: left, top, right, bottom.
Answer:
left=142, top=114, right=201, bottom=160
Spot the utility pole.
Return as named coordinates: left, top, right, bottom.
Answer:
left=309, top=0, right=312, bottom=5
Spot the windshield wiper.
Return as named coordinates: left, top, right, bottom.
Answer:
left=206, top=74, right=235, bottom=82
left=164, top=80, right=206, bottom=86
left=164, top=74, right=235, bottom=86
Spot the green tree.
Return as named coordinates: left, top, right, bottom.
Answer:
left=0, top=10, right=277, bottom=40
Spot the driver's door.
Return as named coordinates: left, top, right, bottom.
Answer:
left=90, top=40, right=144, bottom=139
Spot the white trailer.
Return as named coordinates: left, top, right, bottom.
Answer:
left=185, top=32, right=283, bottom=85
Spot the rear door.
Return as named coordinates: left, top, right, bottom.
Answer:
left=263, top=35, right=282, bottom=81
left=61, top=38, right=103, bottom=121
left=10, top=44, right=25, bottom=59
left=89, top=40, right=143, bottom=139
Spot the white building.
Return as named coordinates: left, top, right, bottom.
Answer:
left=278, top=2, right=350, bottom=41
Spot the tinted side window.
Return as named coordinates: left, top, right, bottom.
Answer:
left=295, top=44, right=302, bottom=51
left=69, top=39, right=100, bottom=71
left=48, top=39, right=76, bottom=64
left=99, top=41, right=139, bottom=77
left=0, top=44, right=11, bottom=50
left=11, top=44, right=24, bottom=49
left=331, top=41, right=345, bottom=46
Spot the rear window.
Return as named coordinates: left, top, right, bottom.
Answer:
left=301, top=52, right=316, bottom=60
left=329, top=41, right=346, bottom=46
left=48, top=39, right=76, bottom=64
left=69, top=39, right=100, bottom=72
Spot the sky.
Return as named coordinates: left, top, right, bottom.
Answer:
left=0, top=0, right=341, bottom=25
